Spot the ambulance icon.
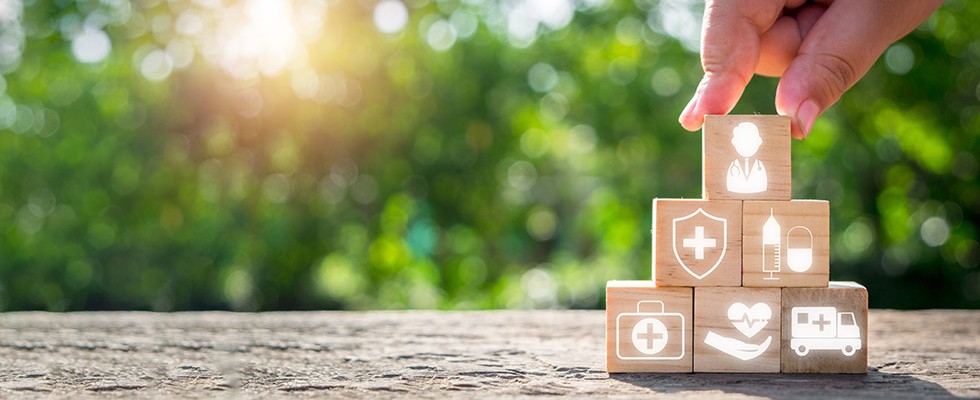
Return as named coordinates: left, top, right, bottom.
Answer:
left=790, top=307, right=861, bottom=356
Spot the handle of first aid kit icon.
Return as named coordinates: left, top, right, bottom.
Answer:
left=636, top=300, right=666, bottom=314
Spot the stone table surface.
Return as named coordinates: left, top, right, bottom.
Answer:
left=0, top=310, right=977, bottom=399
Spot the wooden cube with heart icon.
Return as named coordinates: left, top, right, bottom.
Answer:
left=694, top=287, right=781, bottom=372
left=781, top=282, right=868, bottom=373
left=652, top=199, right=742, bottom=287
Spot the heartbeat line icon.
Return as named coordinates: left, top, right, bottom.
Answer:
left=729, top=314, right=768, bottom=330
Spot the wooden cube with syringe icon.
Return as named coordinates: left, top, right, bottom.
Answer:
left=742, top=200, right=830, bottom=287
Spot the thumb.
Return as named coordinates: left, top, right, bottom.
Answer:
left=679, top=0, right=785, bottom=131
left=775, top=0, right=942, bottom=139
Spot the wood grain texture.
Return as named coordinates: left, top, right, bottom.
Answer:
left=605, top=282, right=693, bottom=373
left=743, top=200, right=830, bottom=287
left=694, top=287, right=781, bottom=372
left=0, top=310, right=978, bottom=398
left=703, top=115, right=791, bottom=201
left=652, top=199, right=742, bottom=287
left=781, top=282, right=869, bottom=373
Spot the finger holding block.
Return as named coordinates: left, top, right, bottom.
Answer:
left=653, top=199, right=742, bottom=287
left=694, top=287, right=781, bottom=373
left=743, top=200, right=830, bottom=287
left=606, top=281, right=693, bottom=373
left=781, top=282, right=869, bottom=373
left=703, top=115, right=791, bottom=201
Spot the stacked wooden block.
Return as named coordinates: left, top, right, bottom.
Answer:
left=606, top=115, right=868, bottom=374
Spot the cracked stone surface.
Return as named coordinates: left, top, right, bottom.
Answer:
left=0, top=310, right=977, bottom=398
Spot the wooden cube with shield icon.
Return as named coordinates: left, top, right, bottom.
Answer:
left=652, top=199, right=742, bottom=287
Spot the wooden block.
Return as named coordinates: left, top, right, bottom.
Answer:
left=781, top=282, right=869, bottom=373
left=694, top=287, right=781, bottom=373
left=742, top=200, right=830, bottom=287
left=606, top=281, right=693, bottom=373
left=652, top=199, right=742, bottom=287
left=703, top=115, right=791, bottom=201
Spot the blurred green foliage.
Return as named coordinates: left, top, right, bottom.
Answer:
left=0, top=0, right=977, bottom=311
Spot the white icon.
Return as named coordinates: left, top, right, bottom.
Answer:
left=727, top=122, right=768, bottom=193
left=786, top=226, right=813, bottom=272
left=704, top=302, right=773, bottom=361
left=791, top=307, right=861, bottom=357
left=672, top=208, right=727, bottom=280
left=616, top=300, right=685, bottom=360
left=762, top=209, right=781, bottom=280
left=631, top=318, right=668, bottom=355
left=761, top=208, right=814, bottom=280
left=684, top=226, right=715, bottom=260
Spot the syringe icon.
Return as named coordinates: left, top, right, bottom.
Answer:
left=762, top=208, right=781, bottom=280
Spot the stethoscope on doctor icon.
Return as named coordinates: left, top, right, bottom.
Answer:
left=762, top=209, right=814, bottom=279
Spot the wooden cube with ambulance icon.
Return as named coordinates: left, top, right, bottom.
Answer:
left=781, top=282, right=868, bottom=373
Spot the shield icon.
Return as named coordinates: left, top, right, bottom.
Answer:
left=672, top=208, right=728, bottom=280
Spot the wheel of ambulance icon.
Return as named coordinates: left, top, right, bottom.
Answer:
left=842, top=345, right=855, bottom=356
left=795, top=344, right=809, bottom=356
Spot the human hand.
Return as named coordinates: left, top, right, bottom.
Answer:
left=678, top=0, right=943, bottom=139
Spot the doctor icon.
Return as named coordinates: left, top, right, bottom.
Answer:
left=727, top=122, right=767, bottom=194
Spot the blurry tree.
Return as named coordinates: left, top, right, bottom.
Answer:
left=0, top=0, right=976, bottom=311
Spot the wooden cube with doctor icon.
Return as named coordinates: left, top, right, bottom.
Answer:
left=702, top=115, right=791, bottom=201
left=742, top=200, right=830, bottom=287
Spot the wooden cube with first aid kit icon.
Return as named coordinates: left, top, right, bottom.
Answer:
left=781, top=282, right=868, bottom=373
left=742, top=200, right=830, bottom=287
left=652, top=199, right=743, bottom=287
left=606, top=281, right=693, bottom=373
left=702, top=115, right=792, bottom=201
left=693, top=287, right=781, bottom=373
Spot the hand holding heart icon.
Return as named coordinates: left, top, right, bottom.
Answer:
left=704, top=302, right=774, bottom=361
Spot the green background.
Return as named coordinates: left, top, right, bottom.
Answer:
left=1, top=0, right=977, bottom=311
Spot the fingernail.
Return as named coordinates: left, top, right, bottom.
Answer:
left=679, top=92, right=700, bottom=128
left=681, top=92, right=698, bottom=120
left=795, top=99, right=820, bottom=138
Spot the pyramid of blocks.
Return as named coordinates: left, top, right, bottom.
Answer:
left=606, top=115, right=868, bottom=374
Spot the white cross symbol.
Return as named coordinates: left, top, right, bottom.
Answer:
left=683, top=226, right=716, bottom=260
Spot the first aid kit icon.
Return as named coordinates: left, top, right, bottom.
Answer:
left=616, top=300, right=686, bottom=360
